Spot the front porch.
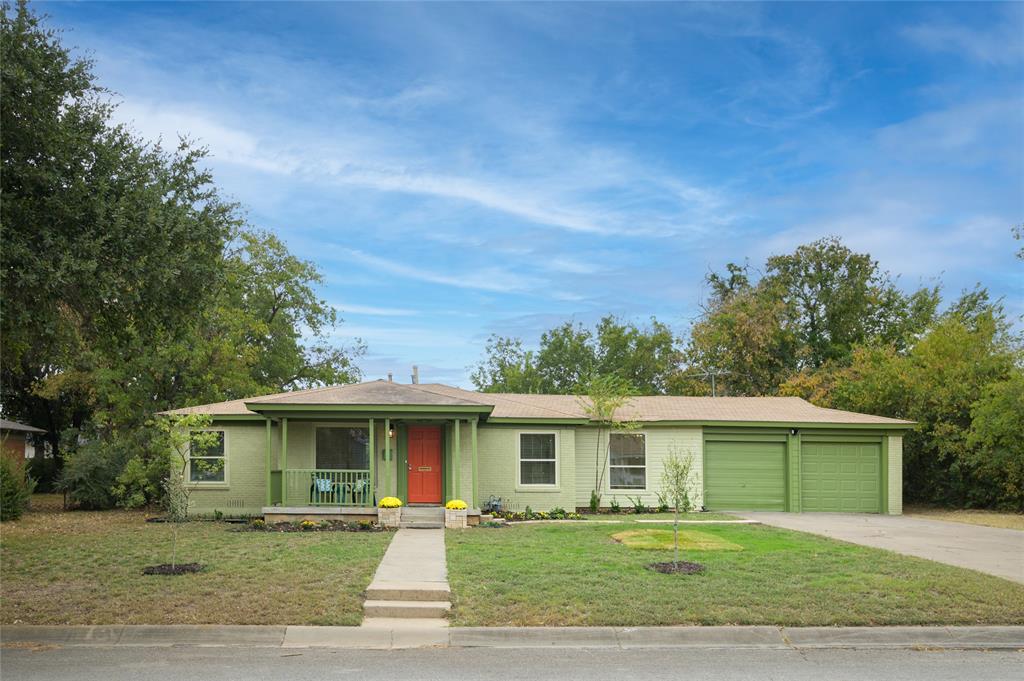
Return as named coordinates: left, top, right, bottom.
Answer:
left=257, top=407, right=487, bottom=515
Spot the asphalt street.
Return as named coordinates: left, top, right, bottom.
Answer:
left=2, top=645, right=1022, bottom=681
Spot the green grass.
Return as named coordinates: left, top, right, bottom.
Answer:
left=446, top=521, right=1024, bottom=626
left=1, top=503, right=392, bottom=625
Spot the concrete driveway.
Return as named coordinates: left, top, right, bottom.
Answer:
left=739, top=512, right=1024, bottom=584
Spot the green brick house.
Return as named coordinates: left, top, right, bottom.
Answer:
left=165, top=380, right=912, bottom=519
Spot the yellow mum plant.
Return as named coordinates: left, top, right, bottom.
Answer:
left=379, top=497, right=402, bottom=508
left=445, top=499, right=468, bottom=510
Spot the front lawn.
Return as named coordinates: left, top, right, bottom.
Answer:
left=1, top=503, right=392, bottom=625
left=446, top=522, right=1024, bottom=626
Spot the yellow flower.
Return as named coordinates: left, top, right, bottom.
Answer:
left=445, top=499, right=468, bottom=510
left=379, top=497, right=403, bottom=508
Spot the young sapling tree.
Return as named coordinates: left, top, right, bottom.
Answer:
left=661, top=447, right=695, bottom=569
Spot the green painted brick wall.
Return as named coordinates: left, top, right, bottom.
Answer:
left=888, top=434, right=903, bottom=515
left=574, top=426, right=704, bottom=510
left=188, top=421, right=276, bottom=516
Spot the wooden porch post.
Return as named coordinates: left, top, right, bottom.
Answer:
left=384, top=417, right=391, bottom=497
left=453, top=418, right=461, bottom=501
left=265, top=418, right=272, bottom=506
left=281, top=417, right=288, bottom=506
left=368, top=418, right=375, bottom=506
left=471, top=418, right=478, bottom=509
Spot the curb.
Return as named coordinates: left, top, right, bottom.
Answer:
left=3, top=625, right=1023, bottom=651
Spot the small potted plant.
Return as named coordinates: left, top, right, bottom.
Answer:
left=445, top=499, right=468, bottom=529
left=378, top=497, right=402, bottom=527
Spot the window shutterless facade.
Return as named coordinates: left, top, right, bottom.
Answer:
left=518, top=432, right=558, bottom=487
left=609, top=432, right=646, bottom=490
left=188, top=430, right=226, bottom=483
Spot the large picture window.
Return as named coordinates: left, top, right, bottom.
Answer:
left=609, top=433, right=646, bottom=490
left=189, top=431, right=225, bottom=483
left=518, top=432, right=557, bottom=486
left=316, top=427, right=369, bottom=470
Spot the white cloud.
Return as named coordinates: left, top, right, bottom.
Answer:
left=903, top=15, right=1024, bottom=66
left=331, top=302, right=419, bottom=317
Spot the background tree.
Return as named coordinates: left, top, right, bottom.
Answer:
left=472, top=316, right=679, bottom=394
left=1, top=2, right=362, bottom=503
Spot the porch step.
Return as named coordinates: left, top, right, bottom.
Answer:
left=366, top=582, right=450, bottom=602
left=400, top=521, right=444, bottom=529
left=363, top=600, right=451, bottom=619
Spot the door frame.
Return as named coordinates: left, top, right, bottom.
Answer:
left=406, top=424, right=443, bottom=505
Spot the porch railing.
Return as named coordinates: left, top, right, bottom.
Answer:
left=282, top=469, right=373, bottom=507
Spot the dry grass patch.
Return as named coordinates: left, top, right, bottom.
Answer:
left=905, top=506, right=1024, bottom=531
left=1, top=503, right=392, bottom=625
left=611, top=529, right=742, bottom=551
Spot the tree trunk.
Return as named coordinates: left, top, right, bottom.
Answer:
left=674, top=507, right=680, bottom=568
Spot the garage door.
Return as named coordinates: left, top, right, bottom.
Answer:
left=801, top=441, right=881, bottom=513
left=704, top=440, right=787, bottom=511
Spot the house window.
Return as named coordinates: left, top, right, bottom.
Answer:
left=609, top=433, right=646, bottom=490
left=519, top=432, right=557, bottom=486
left=189, top=431, right=225, bottom=483
left=316, top=427, right=369, bottom=470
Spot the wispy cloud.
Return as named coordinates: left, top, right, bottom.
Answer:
left=331, top=302, right=419, bottom=317
left=903, top=10, right=1024, bottom=66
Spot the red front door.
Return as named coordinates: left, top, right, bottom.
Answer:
left=407, top=426, right=442, bottom=504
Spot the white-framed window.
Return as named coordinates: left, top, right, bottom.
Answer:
left=517, top=431, right=558, bottom=487
left=609, top=432, right=646, bottom=490
left=188, top=430, right=226, bottom=484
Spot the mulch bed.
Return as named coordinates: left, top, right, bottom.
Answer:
left=647, top=561, right=705, bottom=575
left=142, top=563, right=203, bottom=575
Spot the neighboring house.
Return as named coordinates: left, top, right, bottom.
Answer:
left=1, top=419, right=45, bottom=463
left=164, top=380, right=912, bottom=518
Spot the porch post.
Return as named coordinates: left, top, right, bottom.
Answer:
left=471, top=418, right=478, bottom=509
left=453, top=418, right=461, bottom=501
left=384, top=417, right=391, bottom=497
left=281, top=417, right=288, bottom=506
left=368, top=418, right=375, bottom=506
left=265, top=418, right=272, bottom=506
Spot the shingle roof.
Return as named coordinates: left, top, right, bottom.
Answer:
left=0, top=419, right=46, bottom=433
left=164, top=381, right=913, bottom=426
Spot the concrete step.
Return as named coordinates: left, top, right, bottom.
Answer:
left=366, top=582, right=450, bottom=602
left=400, top=521, right=444, bottom=529
left=402, top=508, right=445, bottom=518
left=363, top=600, right=451, bottom=619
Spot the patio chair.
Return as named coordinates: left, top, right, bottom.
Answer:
left=309, top=473, right=338, bottom=504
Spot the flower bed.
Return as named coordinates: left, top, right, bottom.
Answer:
left=491, top=506, right=584, bottom=522
left=234, top=519, right=389, bottom=533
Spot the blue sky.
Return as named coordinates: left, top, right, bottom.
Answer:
left=45, top=2, right=1023, bottom=386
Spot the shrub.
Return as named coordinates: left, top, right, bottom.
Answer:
left=250, top=518, right=266, bottom=529
left=299, top=519, right=317, bottom=531
left=609, top=497, right=621, bottom=513
left=655, top=492, right=671, bottom=513
left=111, top=455, right=168, bottom=509
left=379, top=496, right=402, bottom=508
left=627, top=495, right=649, bottom=514
left=0, top=457, right=36, bottom=521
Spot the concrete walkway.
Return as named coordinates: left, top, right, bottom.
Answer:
left=739, top=512, right=1024, bottom=584
left=360, top=528, right=450, bottom=635
left=3, top=624, right=1022, bottom=651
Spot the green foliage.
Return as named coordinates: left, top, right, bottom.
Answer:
left=609, top=497, right=621, bottom=513
left=111, top=456, right=165, bottom=509
left=627, top=496, right=649, bottom=514
left=1, top=3, right=362, bottom=485
left=662, top=450, right=695, bottom=514
left=682, top=237, right=939, bottom=396
left=589, top=489, right=601, bottom=513
left=471, top=316, right=679, bottom=394
left=655, top=491, right=671, bottom=513
left=579, top=373, right=637, bottom=506
left=0, top=456, right=36, bottom=521
left=785, top=291, right=1022, bottom=509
